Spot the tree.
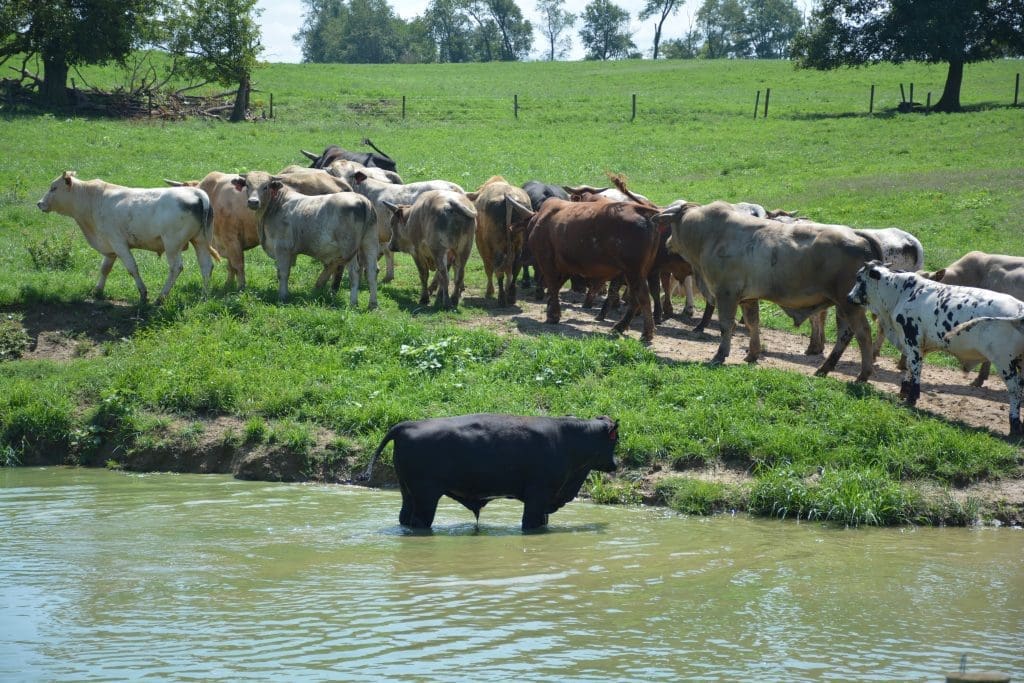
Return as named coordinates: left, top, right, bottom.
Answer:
left=638, top=0, right=681, bottom=60
left=535, top=0, right=575, bottom=60
left=695, top=0, right=747, bottom=58
left=791, top=0, right=1024, bottom=112
left=462, top=0, right=533, bottom=61
left=744, top=0, right=802, bottom=59
left=0, top=0, right=160, bottom=107
left=424, top=0, right=475, bottom=62
left=579, top=0, right=636, bottom=60
left=170, top=0, right=263, bottom=122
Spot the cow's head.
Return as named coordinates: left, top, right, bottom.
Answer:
left=593, top=415, right=619, bottom=472
left=380, top=200, right=411, bottom=251
left=37, top=171, right=77, bottom=213
left=847, top=260, right=885, bottom=305
left=231, top=172, right=276, bottom=211
left=653, top=200, right=697, bottom=253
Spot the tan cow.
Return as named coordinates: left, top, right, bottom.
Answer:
left=467, top=176, right=534, bottom=307
left=657, top=200, right=878, bottom=381
left=323, top=158, right=403, bottom=185
left=381, top=190, right=478, bottom=309
left=922, top=251, right=1024, bottom=386
left=165, top=170, right=352, bottom=290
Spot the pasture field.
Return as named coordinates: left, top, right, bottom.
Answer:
left=1, top=58, right=1023, bottom=525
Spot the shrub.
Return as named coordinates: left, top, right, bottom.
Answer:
left=0, top=315, right=30, bottom=361
left=26, top=234, right=74, bottom=271
left=656, top=477, right=746, bottom=516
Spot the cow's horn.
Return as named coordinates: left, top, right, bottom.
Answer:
left=300, top=149, right=319, bottom=161
left=505, top=196, right=535, bottom=225
left=163, top=178, right=184, bottom=187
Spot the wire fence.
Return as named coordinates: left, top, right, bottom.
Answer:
left=260, top=73, right=1023, bottom=124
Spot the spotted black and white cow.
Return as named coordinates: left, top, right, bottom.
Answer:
left=847, top=261, right=1024, bottom=435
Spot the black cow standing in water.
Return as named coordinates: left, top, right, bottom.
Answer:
left=362, top=414, right=619, bottom=531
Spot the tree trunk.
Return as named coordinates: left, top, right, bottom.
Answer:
left=39, top=55, right=69, bottom=108
left=934, top=59, right=963, bottom=112
left=229, top=73, right=250, bottom=123
left=652, top=21, right=662, bottom=60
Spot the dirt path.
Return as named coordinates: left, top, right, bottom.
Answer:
left=466, top=290, right=1015, bottom=437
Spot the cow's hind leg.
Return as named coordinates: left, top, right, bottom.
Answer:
left=399, top=484, right=441, bottom=529
left=710, top=293, right=739, bottom=365
left=613, top=275, right=654, bottom=343
left=155, top=245, right=186, bottom=304
left=1003, top=362, right=1023, bottom=436
left=806, top=309, right=827, bottom=355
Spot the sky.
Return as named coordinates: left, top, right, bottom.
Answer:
left=256, top=0, right=812, bottom=63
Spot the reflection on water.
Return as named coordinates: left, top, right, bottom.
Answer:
left=1, top=468, right=1022, bottom=681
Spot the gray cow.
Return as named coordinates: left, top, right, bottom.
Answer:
left=232, top=172, right=378, bottom=306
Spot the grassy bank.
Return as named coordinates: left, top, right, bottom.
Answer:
left=1, top=58, right=1022, bottom=526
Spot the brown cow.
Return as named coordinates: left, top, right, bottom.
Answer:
left=658, top=200, right=879, bottom=381
left=523, top=198, right=662, bottom=342
left=381, top=190, right=478, bottom=309
left=467, top=176, right=534, bottom=307
left=922, top=251, right=1024, bottom=386
left=164, top=169, right=352, bottom=290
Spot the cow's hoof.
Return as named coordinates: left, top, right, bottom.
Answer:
left=853, top=372, right=871, bottom=383
left=1010, top=418, right=1022, bottom=437
left=743, top=353, right=759, bottom=364
left=708, top=357, right=725, bottom=367
left=970, top=377, right=986, bottom=388
left=682, top=306, right=694, bottom=318
left=640, top=336, right=654, bottom=345
left=805, top=346, right=824, bottom=356
left=367, top=302, right=379, bottom=311
left=381, top=275, right=394, bottom=284
left=813, top=367, right=830, bottom=378
left=544, top=317, right=559, bottom=325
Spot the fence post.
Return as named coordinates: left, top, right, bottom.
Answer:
left=269, top=93, right=273, bottom=119
left=926, top=92, right=931, bottom=115
left=763, top=87, right=771, bottom=118
left=402, top=95, right=406, bottom=119
left=753, top=90, right=760, bottom=119
left=909, top=82, right=914, bottom=106
left=1015, top=73, right=1020, bottom=106
left=514, top=94, right=518, bottom=119
left=900, top=83, right=906, bottom=103
left=631, top=93, right=636, bottom=121
left=869, top=84, right=875, bottom=114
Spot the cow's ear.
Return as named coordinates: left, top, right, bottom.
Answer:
left=931, top=268, right=946, bottom=282
left=608, top=419, right=619, bottom=442
left=63, top=171, right=74, bottom=185
left=230, top=176, right=245, bottom=191
left=353, top=171, right=367, bottom=184
left=868, top=267, right=881, bottom=280
left=465, top=191, right=479, bottom=202
left=269, top=179, right=283, bottom=193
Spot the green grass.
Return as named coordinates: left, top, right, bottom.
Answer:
left=1, top=57, right=1022, bottom=524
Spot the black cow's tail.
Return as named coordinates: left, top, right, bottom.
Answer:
left=359, top=424, right=400, bottom=483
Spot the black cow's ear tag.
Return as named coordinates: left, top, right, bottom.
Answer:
left=609, top=422, right=619, bottom=441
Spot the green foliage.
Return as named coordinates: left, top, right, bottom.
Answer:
left=26, top=234, right=74, bottom=271
left=656, top=476, right=747, bottom=515
left=244, top=416, right=268, bottom=443
left=268, top=419, right=315, bottom=455
left=586, top=471, right=642, bottom=505
left=749, top=465, right=917, bottom=526
left=0, top=316, right=29, bottom=361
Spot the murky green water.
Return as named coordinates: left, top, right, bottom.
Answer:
left=1, top=468, right=1021, bottom=681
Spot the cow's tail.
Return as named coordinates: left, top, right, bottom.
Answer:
left=359, top=424, right=401, bottom=483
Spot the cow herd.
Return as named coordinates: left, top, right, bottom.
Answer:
left=34, top=143, right=1024, bottom=436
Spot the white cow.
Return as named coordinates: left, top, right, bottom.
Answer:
left=232, top=173, right=378, bottom=306
left=349, top=171, right=464, bottom=283
left=847, top=261, right=1024, bottom=435
left=37, top=171, right=216, bottom=304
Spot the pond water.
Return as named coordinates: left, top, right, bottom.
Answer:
left=1, top=468, right=1021, bottom=681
